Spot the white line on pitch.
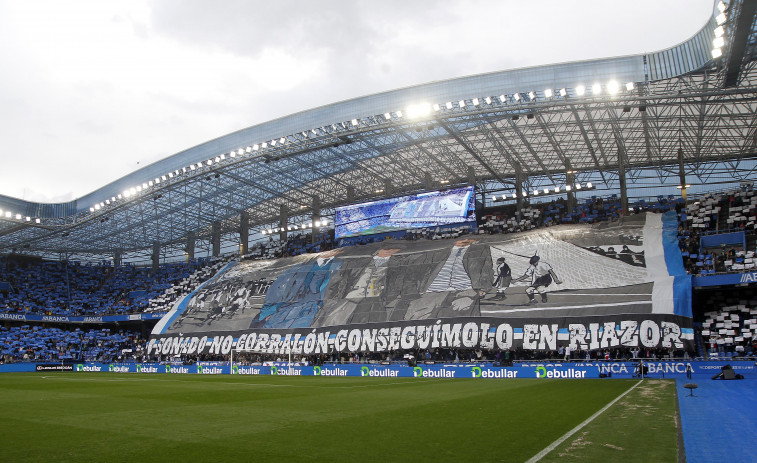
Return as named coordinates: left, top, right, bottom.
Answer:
left=524, top=380, right=643, bottom=463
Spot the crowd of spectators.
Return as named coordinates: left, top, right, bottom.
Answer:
left=0, top=257, right=215, bottom=317
left=0, top=325, right=146, bottom=363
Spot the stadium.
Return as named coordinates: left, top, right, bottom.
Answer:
left=1, top=1, right=756, bottom=461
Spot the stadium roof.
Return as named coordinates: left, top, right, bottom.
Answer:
left=1, top=0, right=756, bottom=262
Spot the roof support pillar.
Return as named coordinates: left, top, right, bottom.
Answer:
left=468, top=166, right=476, bottom=188
left=240, top=211, right=249, bottom=255
left=186, top=232, right=195, bottom=261
left=424, top=172, right=433, bottom=190
left=514, top=163, right=524, bottom=221
left=618, top=149, right=628, bottom=212
left=211, top=222, right=221, bottom=257
left=311, top=196, right=321, bottom=245
left=279, top=205, right=288, bottom=243
left=384, top=179, right=393, bottom=197
left=565, top=161, right=576, bottom=214
left=151, top=241, right=160, bottom=271
left=678, top=148, right=688, bottom=202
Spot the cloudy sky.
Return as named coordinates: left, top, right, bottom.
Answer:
left=0, top=0, right=714, bottom=203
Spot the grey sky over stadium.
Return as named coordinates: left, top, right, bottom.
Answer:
left=0, top=0, right=714, bottom=203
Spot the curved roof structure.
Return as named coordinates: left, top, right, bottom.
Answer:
left=1, top=0, right=756, bottom=262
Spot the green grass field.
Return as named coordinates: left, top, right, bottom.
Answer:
left=0, top=374, right=679, bottom=462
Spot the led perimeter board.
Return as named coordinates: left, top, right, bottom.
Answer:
left=334, top=186, right=476, bottom=239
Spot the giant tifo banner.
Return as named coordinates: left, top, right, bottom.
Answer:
left=150, top=212, right=693, bottom=355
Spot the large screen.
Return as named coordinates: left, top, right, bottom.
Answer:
left=334, top=186, right=476, bottom=238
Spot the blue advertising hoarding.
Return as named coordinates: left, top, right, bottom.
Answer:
left=0, top=360, right=744, bottom=380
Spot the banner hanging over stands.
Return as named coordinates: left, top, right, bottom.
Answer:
left=151, top=212, right=693, bottom=353
left=148, top=315, right=695, bottom=357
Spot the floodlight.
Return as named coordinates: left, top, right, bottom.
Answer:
left=433, top=103, right=440, bottom=111
left=89, top=207, right=95, bottom=212
left=554, top=186, right=560, bottom=193
left=559, top=88, right=567, bottom=97
left=396, top=110, right=403, bottom=117
left=446, top=102, right=453, bottom=109
left=528, top=91, right=536, bottom=100
left=15, top=214, right=21, bottom=220
left=533, top=189, right=540, bottom=195
left=575, top=85, right=586, bottom=96
left=716, top=13, right=726, bottom=25
left=384, top=113, right=391, bottom=120
left=94, top=204, right=101, bottom=210
left=592, top=83, right=602, bottom=95
left=543, top=188, right=550, bottom=194
left=35, top=218, right=40, bottom=224
left=105, top=200, right=110, bottom=205
left=190, top=165, right=196, bottom=170
left=25, top=216, right=30, bottom=222
left=718, top=1, right=726, bottom=12
left=491, top=195, right=497, bottom=201
left=576, top=183, right=582, bottom=189
left=458, top=100, right=466, bottom=108
left=136, top=186, right=142, bottom=192
left=544, top=89, right=553, bottom=98
left=472, top=98, right=480, bottom=106
left=586, top=182, right=593, bottom=188
left=565, top=185, right=572, bottom=191
left=207, top=160, right=213, bottom=166
left=712, top=48, right=723, bottom=58
left=713, top=36, right=725, bottom=48
left=513, top=93, right=521, bottom=101
left=714, top=26, right=724, bottom=37
left=626, top=82, right=635, bottom=91
left=351, top=119, right=359, bottom=126
left=4, top=211, right=10, bottom=218
left=522, top=192, right=528, bottom=197
left=485, top=96, right=492, bottom=104
left=168, top=173, right=173, bottom=179
left=271, top=139, right=276, bottom=146
left=253, top=144, right=259, bottom=150
left=607, top=81, right=619, bottom=94
left=512, top=193, right=517, bottom=199
left=148, top=181, right=154, bottom=187
left=262, top=142, right=268, bottom=148
left=142, top=183, right=148, bottom=189
left=499, top=94, right=507, bottom=103
left=407, top=103, right=431, bottom=118
left=130, top=187, right=137, bottom=195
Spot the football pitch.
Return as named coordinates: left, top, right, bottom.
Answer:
left=0, top=374, right=679, bottom=462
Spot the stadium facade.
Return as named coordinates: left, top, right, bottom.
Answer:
left=0, top=0, right=754, bottom=264
left=1, top=1, right=757, bottom=358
